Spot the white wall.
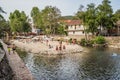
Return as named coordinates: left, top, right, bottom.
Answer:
left=68, top=25, right=84, bottom=30
left=68, top=31, right=84, bottom=35
left=68, top=25, right=85, bottom=35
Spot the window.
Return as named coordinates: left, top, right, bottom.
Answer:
left=75, top=26, right=76, bottom=29
left=82, top=31, right=84, bottom=34
left=73, top=31, right=75, bottom=34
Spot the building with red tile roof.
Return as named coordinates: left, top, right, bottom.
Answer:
left=61, top=20, right=85, bottom=36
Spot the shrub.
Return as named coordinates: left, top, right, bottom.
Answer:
left=94, top=36, right=106, bottom=44
left=80, top=38, right=87, bottom=46
left=87, top=39, right=94, bottom=46
left=68, top=38, right=72, bottom=43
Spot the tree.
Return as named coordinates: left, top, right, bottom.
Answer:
left=96, top=0, right=114, bottom=35
left=0, top=7, right=6, bottom=20
left=114, top=9, right=120, bottom=20
left=57, top=23, right=66, bottom=35
left=0, top=6, right=10, bottom=40
left=31, top=7, right=43, bottom=29
left=85, top=3, right=98, bottom=36
left=76, top=5, right=88, bottom=40
left=0, top=20, right=10, bottom=39
left=31, top=6, right=61, bottom=35
left=41, top=6, right=61, bottom=34
left=9, top=10, right=31, bottom=34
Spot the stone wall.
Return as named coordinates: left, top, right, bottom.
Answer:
left=105, top=37, right=120, bottom=49
left=0, top=54, right=14, bottom=80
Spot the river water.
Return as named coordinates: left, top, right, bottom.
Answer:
left=17, top=48, right=120, bottom=80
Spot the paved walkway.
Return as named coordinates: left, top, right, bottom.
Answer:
left=0, top=40, right=34, bottom=80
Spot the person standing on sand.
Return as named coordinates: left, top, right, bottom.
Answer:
left=59, top=40, right=62, bottom=51
left=46, top=39, right=49, bottom=46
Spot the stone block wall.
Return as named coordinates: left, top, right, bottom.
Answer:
left=0, top=54, right=14, bottom=80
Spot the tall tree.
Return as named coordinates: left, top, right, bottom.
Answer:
left=114, top=9, right=120, bottom=20
left=31, top=7, right=43, bottom=29
left=0, top=6, right=10, bottom=40
left=86, top=3, right=98, bottom=36
left=9, top=10, right=31, bottom=33
left=76, top=5, right=88, bottom=40
left=0, top=20, right=10, bottom=40
left=31, top=6, right=61, bottom=35
left=0, top=7, right=6, bottom=20
left=96, top=0, right=113, bottom=35
left=41, top=6, right=61, bottom=34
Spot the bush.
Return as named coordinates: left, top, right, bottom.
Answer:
left=68, top=38, right=72, bottom=43
left=87, top=39, right=94, bottom=46
left=80, top=38, right=87, bottom=46
left=94, top=36, right=106, bottom=44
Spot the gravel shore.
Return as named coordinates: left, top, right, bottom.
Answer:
left=12, top=40, right=83, bottom=55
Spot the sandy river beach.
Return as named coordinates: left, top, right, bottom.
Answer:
left=12, top=39, right=83, bottom=55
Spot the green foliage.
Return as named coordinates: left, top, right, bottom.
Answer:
left=0, top=20, right=10, bottom=38
left=9, top=10, right=31, bottom=33
left=80, top=36, right=106, bottom=47
left=68, top=38, right=72, bottom=43
left=76, top=0, right=120, bottom=37
left=85, top=3, right=98, bottom=35
left=31, top=6, right=61, bottom=35
left=114, top=9, right=120, bottom=21
left=94, top=36, right=106, bottom=44
left=31, top=7, right=42, bottom=29
left=0, top=7, right=6, bottom=20
left=80, top=38, right=94, bottom=46
left=96, top=0, right=114, bottom=32
left=80, top=38, right=87, bottom=46
left=87, top=40, right=94, bottom=46
left=56, top=23, right=66, bottom=35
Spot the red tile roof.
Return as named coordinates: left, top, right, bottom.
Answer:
left=63, top=20, right=82, bottom=26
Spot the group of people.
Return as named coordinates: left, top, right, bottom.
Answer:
left=56, top=40, right=66, bottom=51
left=7, top=44, right=16, bottom=54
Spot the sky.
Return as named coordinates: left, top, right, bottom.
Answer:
left=0, top=0, right=120, bottom=20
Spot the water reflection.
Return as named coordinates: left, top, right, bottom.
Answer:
left=17, top=48, right=120, bottom=80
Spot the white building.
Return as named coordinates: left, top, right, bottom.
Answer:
left=64, top=20, right=85, bottom=36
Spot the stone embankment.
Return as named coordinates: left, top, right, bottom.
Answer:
left=12, top=40, right=83, bottom=55
left=105, top=37, right=120, bottom=49
left=0, top=40, right=34, bottom=80
left=0, top=48, right=14, bottom=80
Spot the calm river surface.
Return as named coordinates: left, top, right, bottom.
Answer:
left=17, top=48, right=120, bottom=80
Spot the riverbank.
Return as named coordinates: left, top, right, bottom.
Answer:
left=0, top=48, right=14, bottom=80
left=0, top=40, right=34, bottom=80
left=12, top=39, right=83, bottom=55
left=105, top=37, right=120, bottom=49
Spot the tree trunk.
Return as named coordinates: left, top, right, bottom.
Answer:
left=84, top=26, right=88, bottom=41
